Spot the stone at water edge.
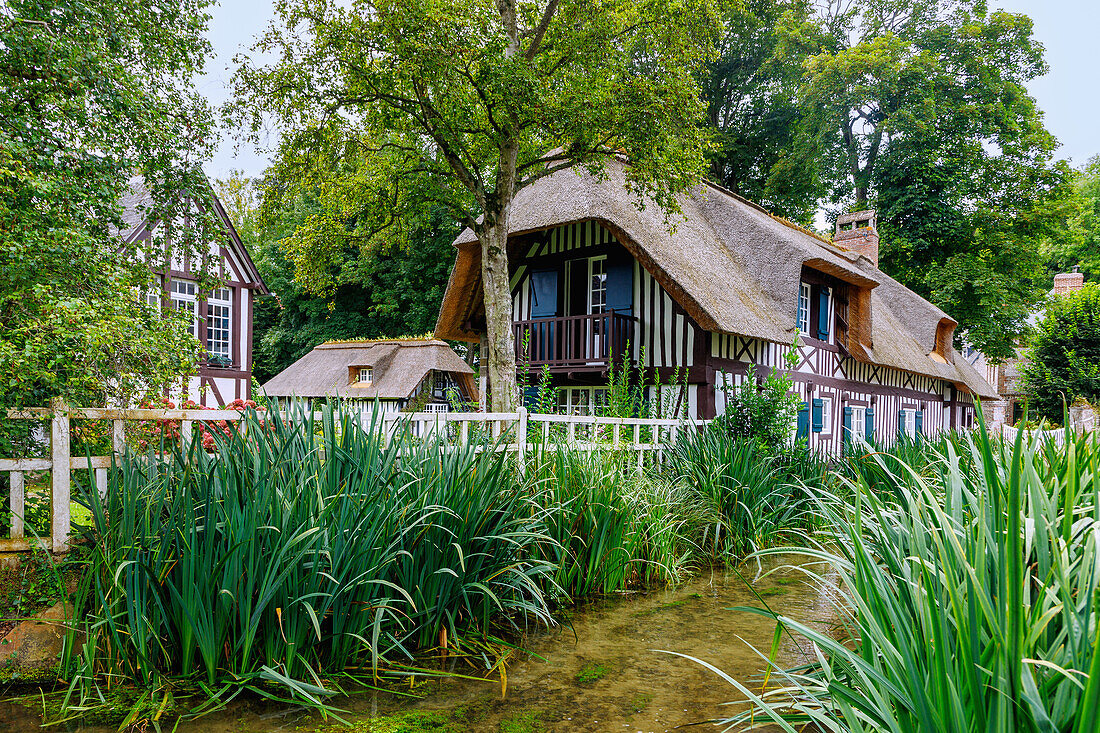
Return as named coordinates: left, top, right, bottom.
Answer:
left=0, top=601, right=72, bottom=674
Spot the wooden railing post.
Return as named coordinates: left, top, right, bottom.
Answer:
left=49, top=397, right=71, bottom=553
left=516, top=407, right=528, bottom=478
left=10, top=471, right=24, bottom=539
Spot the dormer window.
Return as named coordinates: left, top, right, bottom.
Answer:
left=356, top=367, right=373, bottom=384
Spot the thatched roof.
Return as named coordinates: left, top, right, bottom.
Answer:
left=260, top=338, right=475, bottom=401
left=435, top=160, right=995, bottom=398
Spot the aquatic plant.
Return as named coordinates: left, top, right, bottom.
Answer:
left=668, top=429, right=816, bottom=558
left=531, top=447, right=690, bottom=597
left=692, top=422, right=1100, bottom=732
left=62, top=403, right=554, bottom=716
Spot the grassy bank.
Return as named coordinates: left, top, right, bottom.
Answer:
left=47, top=404, right=823, bottom=722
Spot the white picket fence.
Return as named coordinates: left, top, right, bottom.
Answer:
left=1001, top=424, right=1067, bottom=446
left=1, top=401, right=704, bottom=554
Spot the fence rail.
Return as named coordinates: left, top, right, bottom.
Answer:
left=1, top=400, right=704, bottom=554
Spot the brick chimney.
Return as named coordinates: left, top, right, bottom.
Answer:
left=1053, top=269, right=1085, bottom=296
left=835, top=210, right=879, bottom=267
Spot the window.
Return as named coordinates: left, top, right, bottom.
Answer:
left=424, top=402, right=450, bottom=414
left=146, top=275, right=162, bottom=310
left=357, top=367, right=374, bottom=384
left=206, top=286, right=232, bottom=361
left=797, top=282, right=811, bottom=335
left=588, top=256, right=607, bottom=314
left=170, top=279, right=198, bottom=337
left=820, top=396, right=833, bottom=433
left=849, top=406, right=865, bottom=440
left=558, top=387, right=608, bottom=416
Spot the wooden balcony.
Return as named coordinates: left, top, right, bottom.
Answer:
left=513, top=312, right=635, bottom=371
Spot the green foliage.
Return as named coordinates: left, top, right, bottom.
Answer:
left=668, top=431, right=818, bottom=559
left=574, top=661, right=611, bottom=684
left=708, top=426, right=1100, bottom=733
left=64, top=405, right=555, bottom=714
left=0, top=0, right=217, bottom=411
left=701, top=0, right=820, bottom=221
left=711, top=350, right=801, bottom=455
left=531, top=448, right=689, bottom=597
left=1021, top=283, right=1100, bottom=422
left=213, top=174, right=458, bottom=383
left=228, top=0, right=718, bottom=410
left=774, top=0, right=1072, bottom=359
left=1044, top=156, right=1100, bottom=282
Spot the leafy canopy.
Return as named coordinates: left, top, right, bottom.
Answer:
left=0, top=0, right=219, bottom=410
left=228, top=0, right=718, bottom=409
left=1021, top=283, right=1100, bottom=423
left=777, top=0, right=1071, bottom=360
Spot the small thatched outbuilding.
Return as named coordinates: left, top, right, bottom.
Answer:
left=260, top=338, right=477, bottom=412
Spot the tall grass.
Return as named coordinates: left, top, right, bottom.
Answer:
left=64, top=405, right=554, bottom=713
left=531, top=447, right=690, bottom=597
left=668, top=427, right=820, bottom=558
left=703, top=425, right=1100, bottom=732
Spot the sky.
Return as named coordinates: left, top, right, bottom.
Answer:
left=201, top=0, right=1100, bottom=180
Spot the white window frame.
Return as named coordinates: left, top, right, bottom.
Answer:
left=587, top=256, right=608, bottom=314
left=558, top=387, right=608, bottom=416
left=820, top=396, right=833, bottom=434
left=424, top=402, right=450, bottom=413
left=900, top=408, right=916, bottom=438
left=206, top=286, right=232, bottom=361
left=170, top=279, right=198, bottom=338
left=850, top=406, right=866, bottom=439
left=797, top=282, right=811, bottom=335
left=357, top=367, right=374, bottom=384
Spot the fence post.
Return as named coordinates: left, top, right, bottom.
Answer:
left=10, top=471, right=24, bottom=539
left=516, top=407, right=528, bottom=478
left=50, top=397, right=71, bottom=553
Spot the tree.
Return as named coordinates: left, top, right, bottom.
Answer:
left=784, top=0, right=1071, bottom=359
left=0, top=0, right=218, bottom=412
left=228, top=0, right=717, bottom=411
left=1020, top=283, right=1100, bottom=423
left=1043, top=156, right=1100, bottom=282
left=701, top=0, right=820, bottom=222
left=213, top=172, right=460, bottom=383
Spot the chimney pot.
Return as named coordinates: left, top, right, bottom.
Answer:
left=1053, top=271, right=1085, bottom=296
left=835, top=210, right=879, bottom=267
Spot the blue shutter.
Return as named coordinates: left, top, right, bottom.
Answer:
left=812, top=398, right=824, bottom=433
left=898, top=409, right=907, bottom=439
left=529, top=270, right=558, bottom=362
left=605, top=252, right=633, bottom=316
left=817, top=287, right=830, bottom=340
left=865, top=407, right=875, bottom=441
left=530, top=270, right=558, bottom=317
left=843, top=406, right=853, bottom=444
left=796, top=402, right=809, bottom=440
left=915, top=410, right=923, bottom=438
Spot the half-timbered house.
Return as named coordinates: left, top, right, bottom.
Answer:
left=435, top=160, right=996, bottom=452
left=120, top=177, right=268, bottom=407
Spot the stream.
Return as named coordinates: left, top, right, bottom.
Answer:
left=0, top=554, right=835, bottom=732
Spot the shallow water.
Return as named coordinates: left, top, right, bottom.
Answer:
left=0, top=554, right=834, bottom=732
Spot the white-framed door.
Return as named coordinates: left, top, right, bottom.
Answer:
left=587, top=255, right=607, bottom=361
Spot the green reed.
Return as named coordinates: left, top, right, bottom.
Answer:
left=696, top=422, right=1100, bottom=732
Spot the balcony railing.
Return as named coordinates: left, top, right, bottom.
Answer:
left=514, top=312, right=635, bottom=370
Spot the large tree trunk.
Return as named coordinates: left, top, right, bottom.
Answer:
left=480, top=216, right=518, bottom=412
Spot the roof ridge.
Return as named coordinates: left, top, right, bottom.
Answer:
left=321, top=334, right=439, bottom=346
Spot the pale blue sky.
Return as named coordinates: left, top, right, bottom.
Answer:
left=201, top=0, right=1100, bottom=179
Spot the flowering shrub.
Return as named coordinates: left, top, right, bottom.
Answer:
left=130, top=397, right=264, bottom=452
